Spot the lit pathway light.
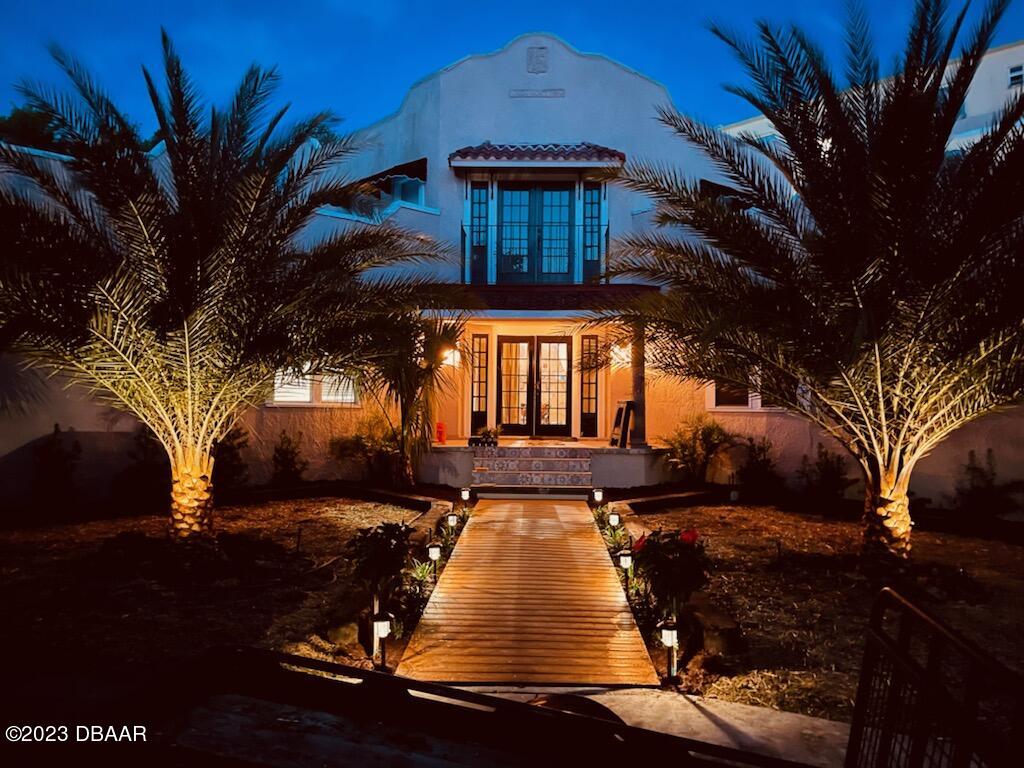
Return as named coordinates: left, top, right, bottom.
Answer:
left=658, top=618, right=679, bottom=680
left=427, top=540, right=442, bottom=580
left=373, top=611, right=394, bottom=671
left=460, top=487, right=471, bottom=502
left=447, top=511, right=460, bottom=529
left=607, top=509, right=620, bottom=528
left=616, top=548, right=633, bottom=589
left=592, top=488, right=604, bottom=504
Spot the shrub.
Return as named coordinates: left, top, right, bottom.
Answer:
left=213, top=425, right=250, bottom=497
left=664, top=416, right=734, bottom=485
left=946, top=449, right=1022, bottom=517
left=797, top=443, right=856, bottom=510
left=271, top=430, right=308, bottom=487
left=346, top=522, right=414, bottom=604
left=632, top=528, right=711, bottom=618
left=329, top=415, right=401, bottom=484
left=736, top=437, right=785, bottom=502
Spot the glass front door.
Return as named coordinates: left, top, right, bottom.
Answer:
left=497, top=184, right=574, bottom=284
left=496, top=336, right=572, bottom=437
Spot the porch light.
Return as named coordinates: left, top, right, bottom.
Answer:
left=446, top=511, right=460, bottom=529
left=460, top=487, right=471, bottom=502
left=617, top=549, right=633, bottom=570
left=658, top=618, right=679, bottom=680
left=592, top=488, right=604, bottom=504
left=607, top=510, right=620, bottom=527
left=442, top=347, right=461, bottom=367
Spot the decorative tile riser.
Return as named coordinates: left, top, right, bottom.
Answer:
left=472, top=470, right=593, bottom=487
left=473, top=447, right=592, bottom=459
left=474, top=458, right=591, bottom=473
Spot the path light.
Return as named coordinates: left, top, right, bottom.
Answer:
left=616, top=548, right=633, bottom=590
left=427, top=540, right=442, bottom=579
left=607, top=509, right=620, bottom=527
left=658, top=618, right=679, bottom=680
left=447, top=511, right=460, bottom=529
left=592, top=488, right=604, bottom=504
left=372, top=611, right=394, bottom=671
left=460, top=487, right=471, bottom=502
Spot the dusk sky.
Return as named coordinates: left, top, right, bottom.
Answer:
left=1, top=0, right=1023, bottom=134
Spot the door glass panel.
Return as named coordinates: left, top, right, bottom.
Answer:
left=500, top=342, right=530, bottom=425
left=538, top=342, right=569, bottom=426
left=499, top=189, right=530, bottom=275
left=541, top=189, right=571, bottom=274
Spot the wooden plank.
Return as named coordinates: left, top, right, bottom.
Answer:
left=395, top=499, right=658, bottom=685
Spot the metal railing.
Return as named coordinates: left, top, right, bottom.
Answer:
left=845, top=588, right=1023, bottom=768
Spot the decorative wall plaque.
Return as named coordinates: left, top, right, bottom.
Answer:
left=527, top=46, right=549, bottom=73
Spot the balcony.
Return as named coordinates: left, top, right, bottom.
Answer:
left=462, top=223, right=608, bottom=285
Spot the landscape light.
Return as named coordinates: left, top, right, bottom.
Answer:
left=447, top=511, right=460, bottom=529
left=607, top=510, right=620, bottom=527
left=460, top=488, right=471, bottom=502
left=617, top=549, right=633, bottom=570
left=372, top=611, right=395, bottom=671
left=593, top=488, right=604, bottom=503
left=658, top=618, right=679, bottom=679
left=427, top=540, right=442, bottom=579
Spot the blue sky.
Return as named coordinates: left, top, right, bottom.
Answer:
left=1, top=0, right=1022, bottom=133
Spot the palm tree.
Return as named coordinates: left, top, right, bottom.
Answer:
left=362, top=314, right=468, bottom=486
left=0, top=33, right=442, bottom=538
left=603, top=0, right=1024, bottom=560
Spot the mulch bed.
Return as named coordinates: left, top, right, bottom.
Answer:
left=638, top=504, right=1024, bottom=722
left=0, top=498, right=412, bottom=717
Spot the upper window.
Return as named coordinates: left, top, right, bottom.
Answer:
left=713, top=379, right=750, bottom=407
left=583, top=183, right=602, bottom=264
left=470, top=183, right=488, bottom=248
left=1010, top=65, right=1023, bottom=89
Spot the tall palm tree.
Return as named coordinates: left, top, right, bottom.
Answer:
left=362, top=314, right=468, bottom=486
left=602, top=0, right=1024, bottom=560
left=0, top=33, right=442, bottom=538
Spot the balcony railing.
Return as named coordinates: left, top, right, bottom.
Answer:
left=462, top=224, right=608, bottom=285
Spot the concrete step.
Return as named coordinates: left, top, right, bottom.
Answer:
left=474, top=446, right=593, bottom=459
left=473, top=457, right=591, bottom=473
left=472, top=469, right=593, bottom=487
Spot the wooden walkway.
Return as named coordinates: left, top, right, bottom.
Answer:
left=396, top=499, right=658, bottom=686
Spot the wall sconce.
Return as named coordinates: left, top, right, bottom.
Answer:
left=610, top=343, right=631, bottom=369
left=442, top=347, right=461, bottom=367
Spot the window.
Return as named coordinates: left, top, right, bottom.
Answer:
left=713, top=379, right=749, bottom=407
left=581, top=335, right=599, bottom=437
left=321, top=375, right=358, bottom=404
left=471, top=334, right=488, bottom=434
left=273, top=371, right=312, bottom=403
left=470, top=183, right=488, bottom=247
left=583, top=183, right=602, bottom=264
left=1010, top=65, right=1023, bottom=89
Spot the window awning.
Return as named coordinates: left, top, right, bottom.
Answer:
left=449, top=142, right=625, bottom=168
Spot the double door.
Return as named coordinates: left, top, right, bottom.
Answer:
left=497, top=183, right=574, bottom=283
left=497, top=336, right=572, bottom=437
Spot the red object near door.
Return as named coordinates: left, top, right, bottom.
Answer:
left=435, top=422, right=447, bottom=444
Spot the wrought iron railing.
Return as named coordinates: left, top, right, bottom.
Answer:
left=845, top=588, right=1023, bottom=768
left=462, top=223, right=609, bottom=284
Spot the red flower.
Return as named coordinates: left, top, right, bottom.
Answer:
left=632, top=534, right=647, bottom=552
left=680, top=529, right=699, bottom=545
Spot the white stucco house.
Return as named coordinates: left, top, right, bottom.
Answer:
left=3, top=33, right=1023, bottom=502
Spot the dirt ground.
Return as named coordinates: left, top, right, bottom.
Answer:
left=0, top=498, right=414, bottom=715
left=638, top=504, right=1024, bottom=722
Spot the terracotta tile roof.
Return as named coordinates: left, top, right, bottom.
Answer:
left=448, top=142, right=625, bottom=165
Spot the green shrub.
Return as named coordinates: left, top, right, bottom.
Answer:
left=346, top=522, right=414, bottom=603
left=664, top=415, right=734, bottom=485
left=271, top=430, right=308, bottom=487
left=797, top=443, right=855, bottom=509
left=946, top=449, right=1022, bottom=517
left=329, top=415, right=401, bottom=484
left=737, top=437, right=785, bottom=502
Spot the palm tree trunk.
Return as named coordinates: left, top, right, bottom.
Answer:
left=170, top=449, right=214, bottom=538
left=862, top=467, right=913, bottom=561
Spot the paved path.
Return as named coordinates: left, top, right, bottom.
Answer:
left=396, top=499, right=658, bottom=685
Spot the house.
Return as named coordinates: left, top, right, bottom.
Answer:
left=3, top=33, right=1023, bottom=502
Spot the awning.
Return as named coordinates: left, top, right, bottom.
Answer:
left=449, top=142, right=625, bottom=168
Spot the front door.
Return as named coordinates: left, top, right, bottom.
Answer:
left=496, top=336, right=572, bottom=437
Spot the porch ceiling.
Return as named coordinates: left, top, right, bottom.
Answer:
left=445, top=283, right=659, bottom=311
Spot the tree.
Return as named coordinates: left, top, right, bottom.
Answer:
left=0, top=33, right=441, bottom=538
left=362, top=314, right=467, bottom=486
left=603, top=0, right=1024, bottom=560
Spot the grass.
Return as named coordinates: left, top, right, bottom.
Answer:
left=638, top=504, right=1024, bottom=721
